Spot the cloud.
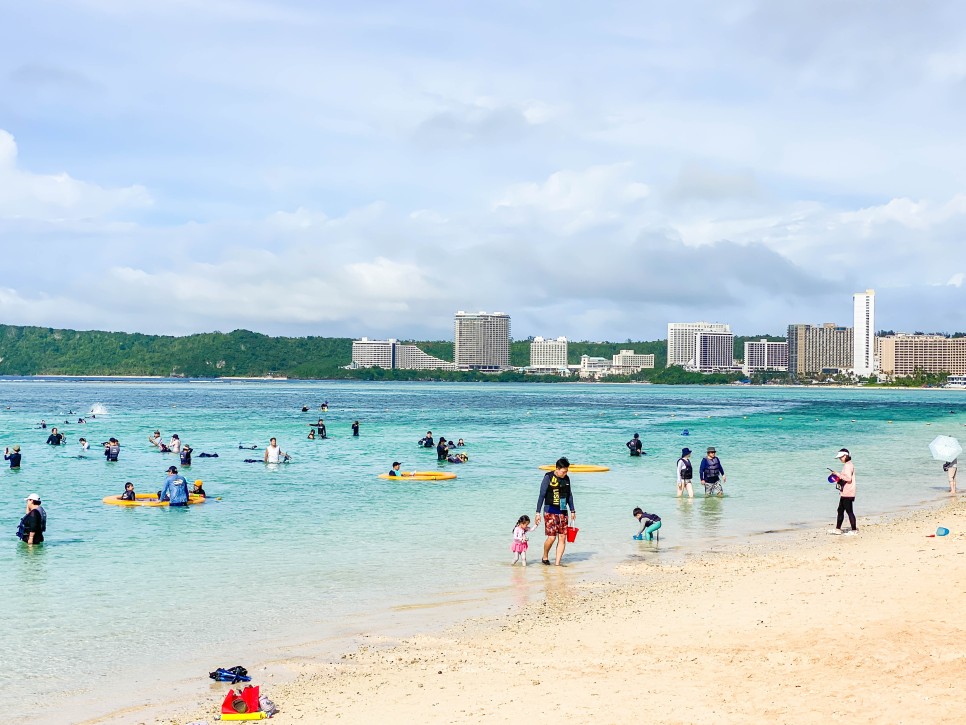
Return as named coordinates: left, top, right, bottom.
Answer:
left=494, top=163, right=650, bottom=233
left=0, top=130, right=151, bottom=220
left=3, top=2, right=966, bottom=341
left=412, top=99, right=551, bottom=148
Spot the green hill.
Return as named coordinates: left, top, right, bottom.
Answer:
left=0, top=325, right=783, bottom=381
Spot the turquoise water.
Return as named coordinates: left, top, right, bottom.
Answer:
left=2, top=380, right=961, bottom=721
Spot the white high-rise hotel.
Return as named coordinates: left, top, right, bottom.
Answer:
left=454, top=311, right=511, bottom=371
left=853, top=289, right=876, bottom=377
left=530, top=337, right=568, bottom=368
left=667, top=322, right=731, bottom=367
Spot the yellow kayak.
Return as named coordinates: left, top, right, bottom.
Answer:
left=103, top=493, right=206, bottom=507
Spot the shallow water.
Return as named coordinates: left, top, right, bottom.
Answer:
left=0, top=380, right=960, bottom=721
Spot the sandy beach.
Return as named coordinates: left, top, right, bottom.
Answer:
left=146, top=499, right=966, bottom=725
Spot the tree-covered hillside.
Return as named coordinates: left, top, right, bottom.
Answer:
left=0, top=325, right=784, bottom=380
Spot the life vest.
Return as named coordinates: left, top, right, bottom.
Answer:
left=543, top=473, right=572, bottom=510
left=678, top=458, right=692, bottom=480
left=703, top=457, right=721, bottom=482
left=106, top=444, right=120, bottom=461
left=628, top=438, right=641, bottom=455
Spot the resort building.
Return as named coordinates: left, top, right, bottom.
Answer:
left=578, top=355, right=611, bottom=379
left=742, top=340, right=789, bottom=375
left=454, top=311, right=511, bottom=371
left=530, top=337, right=568, bottom=368
left=611, top=349, right=656, bottom=374
left=691, top=331, right=737, bottom=373
left=878, top=334, right=966, bottom=377
left=853, top=289, right=877, bottom=376
left=667, top=322, right=731, bottom=367
left=786, top=323, right=853, bottom=377
left=351, top=338, right=395, bottom=369
left=349, top=338, right=455, bottom=371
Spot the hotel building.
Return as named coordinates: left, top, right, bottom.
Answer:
left=611, top=349, right=656, bottom=373
left=853, top=289, right=877, bottom=376
left=454, top=311, right=511, bottom=371
left=529, top=337, right=568, bottom=369
left=667, top=322, right=731, bottom=367
left=786, top=323, right=853, bottom=377
left=692, top=331, right=737, bottom=372
left=878, top=334, right=966, bottom=377
left=350, top=338, right=455, bottom=371
left=742, top=340, right=789, bottom=375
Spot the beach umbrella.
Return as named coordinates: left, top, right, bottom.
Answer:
left=928, top=435, right=962, bottom=462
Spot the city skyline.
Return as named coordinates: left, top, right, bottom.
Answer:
left=2, top=3, right=966, bottom=340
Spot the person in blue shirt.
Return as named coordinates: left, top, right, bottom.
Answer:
left=4, top=445, right=22, bottom=468
left=699, top=446, right=726, bottom=496
left=159, top=465, right=189, bottom=506
left=534, top=457, right=576, bottom=566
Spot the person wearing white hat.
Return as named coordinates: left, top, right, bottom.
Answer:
left=18, top=494, right=45, bottom=545
left=829, top=449, right=857, bottom=536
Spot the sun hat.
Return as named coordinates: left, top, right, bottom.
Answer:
left=835, top=449, right=850, bottom=459
left=25, top=493, right=41, bottom=502
left=13, top=445, right=20, bottom=451
left=681, top=447, right=692, bottom=456
left=707, top=447, right=716, bottom=453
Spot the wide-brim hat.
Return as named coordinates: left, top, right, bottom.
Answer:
left=681, top=447, right=692, bottom=456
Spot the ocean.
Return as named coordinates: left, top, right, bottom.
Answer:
left=1, top=380, right=959, bottom=722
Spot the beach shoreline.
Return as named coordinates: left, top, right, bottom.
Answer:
left=119, top=497, right=966, bottom=725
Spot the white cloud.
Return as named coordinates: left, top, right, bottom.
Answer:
left=0, top=130, right=151, bottom=220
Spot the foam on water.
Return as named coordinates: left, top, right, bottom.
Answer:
left=0, top=380, right=960, bottom=721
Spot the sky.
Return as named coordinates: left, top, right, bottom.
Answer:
left=1, top=0, right=965, bottom=341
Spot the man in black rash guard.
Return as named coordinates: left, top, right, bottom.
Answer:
left=534, top=457, right=576, bottom=566
left=46, top=428, right=64, bottom=445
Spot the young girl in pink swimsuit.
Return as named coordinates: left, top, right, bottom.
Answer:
left=511, top=515, right=532, bottom=566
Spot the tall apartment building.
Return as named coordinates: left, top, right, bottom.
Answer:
left=786, top=324, right=853, bottom=377
left=611, top=349, right=655, bottom=372
left=853, top=289, right=876, bottom=376
left=878, top=334, right=966, bottom=377
left=530, top=337, right=568, bottom=368
left=350, top=338, right=455, bottom=370
left=454, top=311, right=511, bottom=371
left=692, top=331, right=736, bottom=372
left=667, top=322, right=731, bottom=367
left=742, top=340, right=789, bottom=375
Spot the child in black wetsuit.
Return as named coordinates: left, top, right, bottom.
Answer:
left=118, top=482, right=136, bottom=501
left=191, top=480, right=206, bottom=498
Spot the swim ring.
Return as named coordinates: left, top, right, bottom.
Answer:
left=103, top=493, right=206, bottom=507
left=377, top=471, right=457, bottom=481
left=538, top=464, right=610, bottom=473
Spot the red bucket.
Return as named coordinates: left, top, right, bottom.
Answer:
left=566, top=526, right=579, bottom=543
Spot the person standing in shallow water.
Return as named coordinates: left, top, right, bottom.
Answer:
left=351, top=421, right=360, bottom=437
left=534, top=457, right=575, bottom=566
left=944, top=457, right=958, bottom=494
left=676, top=447, right=694, bottom=498
left=699, top=446, right=726, bottom=496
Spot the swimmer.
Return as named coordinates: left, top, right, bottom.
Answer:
left=315, top=419, right=327, bottom=438
left=191, top=480, right=206, bottom=498
left=148, top=430, right=162, bottom=448
left=307, top=428, right=316, bottom=440
left=264, top=437, right=285, bottom=464
left=456, top=438, right=465, bottom=447
left=352, top=420, right=360, bottom=437
left=79, top=437, right=90, bottom=451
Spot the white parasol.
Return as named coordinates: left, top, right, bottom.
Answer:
left=929, top=435, right=962, bottom=462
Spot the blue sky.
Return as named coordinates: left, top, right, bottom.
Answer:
left=2, top=0, right=965, bottom=340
